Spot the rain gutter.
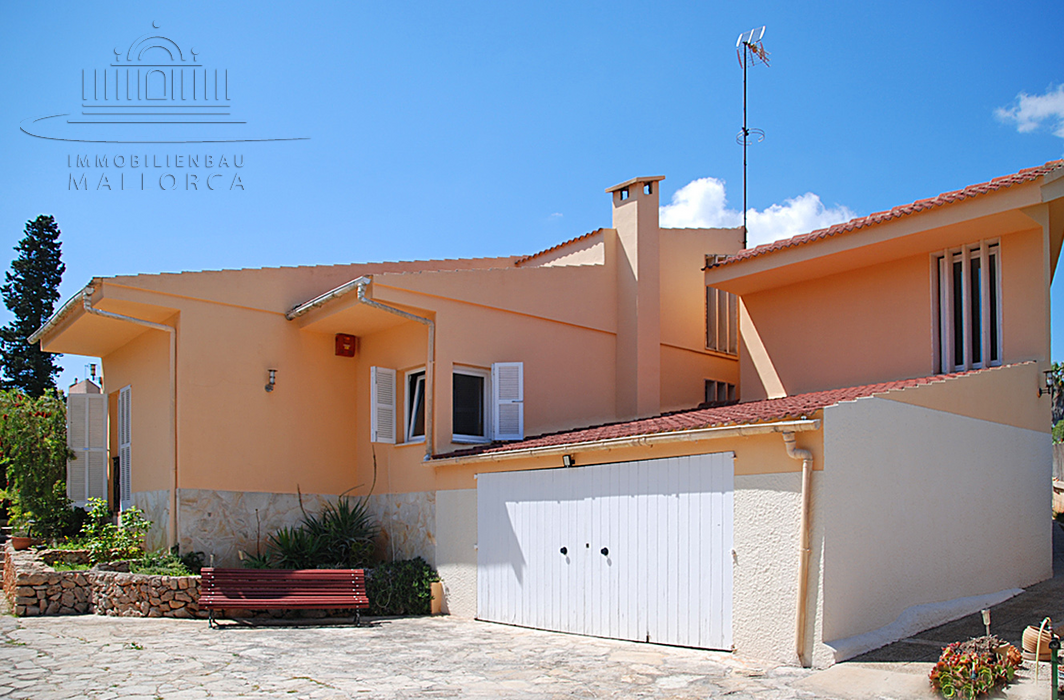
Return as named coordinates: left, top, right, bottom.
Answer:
left=286, top=276, right=436, bottom=460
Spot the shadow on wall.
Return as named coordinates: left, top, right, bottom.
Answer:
left=849, top=524, right=1064, bottom=665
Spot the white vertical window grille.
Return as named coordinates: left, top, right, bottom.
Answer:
left=706, top=286, right=739, bottom=356
left=934, top=242, right=1001, bottom=373
left=118, top=385, right=132, bottom=511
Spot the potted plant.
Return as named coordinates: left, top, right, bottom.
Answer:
left=9, top=513, right=35, bottom=550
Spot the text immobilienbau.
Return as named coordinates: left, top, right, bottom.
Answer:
left=68, top=154, right=245, bottom=191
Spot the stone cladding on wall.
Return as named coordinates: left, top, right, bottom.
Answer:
left=176, top=488, right=437, bottom=568
left=2, top=544, right=203, bottom=618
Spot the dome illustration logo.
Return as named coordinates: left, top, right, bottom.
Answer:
left=22, top=22, right=307, bottom=144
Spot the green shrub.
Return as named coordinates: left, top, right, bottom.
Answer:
left=80, top=498, right=152, bottom=565
left=0, top=390, right=75, bottom=540
left=51, top=561, right=89, bottom=572
left=245, top=495, right=379, bottom=570
left=367, top=557, right=439, bottom=616
left=131, top=550, right=192, bottom=576
left=174, top=547, right=205, bottom=574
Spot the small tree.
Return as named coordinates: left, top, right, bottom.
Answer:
left=0, top=215, right=65, bottom=397
left=0, top=389, right=74, bottom=539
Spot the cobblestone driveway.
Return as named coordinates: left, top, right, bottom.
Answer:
left=0, top=614, right=824, bottom=699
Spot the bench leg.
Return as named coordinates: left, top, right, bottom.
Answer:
left=354, top=611, right=360, bottom=627
left=208, top=609, right=216, bottom=629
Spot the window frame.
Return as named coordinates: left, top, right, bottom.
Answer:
left=932, top=241, right=1002, bottom=374
left=452, top=365, right=492, bottom=444
left=705, top=256, right=739, bottom=356
left=403, top=366, right=427, bottom=444
left=704, top=379, right=737, bottom=406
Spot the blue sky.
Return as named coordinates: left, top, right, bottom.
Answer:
left=1, top=1, right=1063, bottom=389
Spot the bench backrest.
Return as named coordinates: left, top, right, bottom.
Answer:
left=201, top=568, right=367, bottom=601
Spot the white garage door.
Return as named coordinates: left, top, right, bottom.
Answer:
left=477, top=452, right=733, bottom=650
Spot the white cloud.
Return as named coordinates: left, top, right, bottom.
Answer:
left=659, top=177, right=856, bottom=248
left=995, top=84, right=1064, bottom=138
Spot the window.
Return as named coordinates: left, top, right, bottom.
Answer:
left=453, top=367, right=490, bottom=442
left=406, top=369, right=426, bottom=442
left=934, top=242, right=1001, bottom=373
left=704, top=380, right=736, bottom=406
left=370, top=362, right=524, bottom=445
left=706, top=286, right=738, bottom=355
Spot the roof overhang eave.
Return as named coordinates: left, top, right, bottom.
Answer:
left=431, top=417, right=822, bottom=467
left=27, top=281, right=96, bottom=346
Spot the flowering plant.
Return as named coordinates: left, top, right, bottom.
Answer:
left=929, top=636, right=1022, bottom=698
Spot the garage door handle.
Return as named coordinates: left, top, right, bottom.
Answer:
left=560, top=547, right=567, bottom=555
left=600, top=547, right=609, bottom=556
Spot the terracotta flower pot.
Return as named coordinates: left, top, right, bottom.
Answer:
left=10, top=536, right=33, bottom=551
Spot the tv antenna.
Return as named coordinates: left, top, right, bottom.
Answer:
left=736, top=25, right=770, bottom=248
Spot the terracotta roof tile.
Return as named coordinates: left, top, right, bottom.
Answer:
left=436, top=368, right=992, bottom=460
left=515, top=229, right=605, bottom=267
left=711, top=160, right=1064, bottom=269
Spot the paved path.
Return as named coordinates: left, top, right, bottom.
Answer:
left=0, top=613, right=826, bottom=700
left=5, top=526, right=1064, bottom=699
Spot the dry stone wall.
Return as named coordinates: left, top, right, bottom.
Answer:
left=2, top=544, right=203, bottom=619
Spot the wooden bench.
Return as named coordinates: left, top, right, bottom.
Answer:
left=199, top=568, right=369, bottom=628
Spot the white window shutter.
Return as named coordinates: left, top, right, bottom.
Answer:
left=66, top=392, right=108, bottom=506
left=119, top=386, right=132, bottom=510
left=492, top=362, right=524, bottom=441
left=66, top=394, right=87, bottom=503
left=371, top=367, right=396, bottom=444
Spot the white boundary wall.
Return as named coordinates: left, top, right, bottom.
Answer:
left=815, top=396, right=1051, bottom=664
left=436, top=488, right=478, bottom=617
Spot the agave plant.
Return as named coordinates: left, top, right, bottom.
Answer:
left=266, top=525, right=323, bottom=569
left=316, top=496, right=379, bottom=568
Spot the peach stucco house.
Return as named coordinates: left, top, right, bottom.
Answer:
left=32, top=162, right=1064, bottom=666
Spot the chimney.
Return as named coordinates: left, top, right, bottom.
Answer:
left=606, top=176, right=664, bottom=419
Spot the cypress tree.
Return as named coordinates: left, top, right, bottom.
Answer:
left=0, top=215, right=65, bottom=396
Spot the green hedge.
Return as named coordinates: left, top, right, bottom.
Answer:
left=367, top=557, right=439, bottom=616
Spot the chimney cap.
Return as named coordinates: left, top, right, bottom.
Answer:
left=605, top=176, right=665, bottom=194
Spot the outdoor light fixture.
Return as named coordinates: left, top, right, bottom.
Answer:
left=562, top=454, right=575, bottom=468
left=1040, top=369, right=1058, bottom=397
left=265, top=369, right=277, bottom=393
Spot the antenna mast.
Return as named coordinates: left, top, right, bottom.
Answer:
left=736, top=26, right=769, bottom=249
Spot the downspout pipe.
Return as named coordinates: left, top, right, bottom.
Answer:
left=353, top=278, right=436, bottom=460
left=783, top=431, right=814, bottom=668
left=79, top=287, right=179, bottom=551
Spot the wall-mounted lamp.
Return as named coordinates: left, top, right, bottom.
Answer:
left=562, top=454, right=575, bottom=468
left=1039, top=369, right=1058, bottom=397
left=265, top=368, right=277, bottom=393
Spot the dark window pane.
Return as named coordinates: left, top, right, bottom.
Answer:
left=952, top=260, right=964, bottom=367
left=989, top=251, right=999, bottom=362
left=453, top=373, right=485, bottom=437
left=408, top=372, right=425, bottom=438
left=970, top=256, right=981, bottom=365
